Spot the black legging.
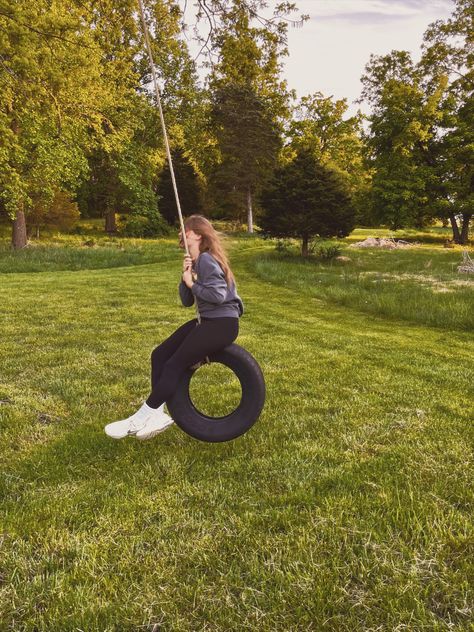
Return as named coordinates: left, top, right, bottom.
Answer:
left=146, top=316, right=239, bottom=409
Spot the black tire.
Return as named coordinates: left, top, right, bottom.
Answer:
left=166, top=343, right=266, bottom=443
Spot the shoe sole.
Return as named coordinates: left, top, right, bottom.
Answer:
left=104, top=429, right=141, bottom=439
left=135, top=420, right=174, bottom=441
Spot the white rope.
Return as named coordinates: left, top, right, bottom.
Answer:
left=137, top=0, right=203, bottom=328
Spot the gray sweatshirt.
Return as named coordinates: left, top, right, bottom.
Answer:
left=178, top=251, right=244, bottom=319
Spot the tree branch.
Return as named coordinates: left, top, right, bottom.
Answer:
left=0, top=9, right=95, bottom=49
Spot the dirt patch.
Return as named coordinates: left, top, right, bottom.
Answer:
left=350, top=237, right=417, bottom=249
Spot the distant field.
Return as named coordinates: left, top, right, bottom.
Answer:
left=250, top=238, right=473, bottom=331
left=1, top=229, right=473, bottom=631
left=344, top=225, right=459, bottom=245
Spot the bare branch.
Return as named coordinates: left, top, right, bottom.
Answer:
left=181, top=0, right=307, bottom=64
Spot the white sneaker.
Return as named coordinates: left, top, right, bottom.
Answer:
left=104, top=415, right=149, bottom=439
left=135, top=413, right=175, bottom=441
left=104, top=402, right=156, bottom=439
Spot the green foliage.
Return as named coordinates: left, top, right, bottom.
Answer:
left=274, top=237, right=293, bottom=254
left=205, top=0, right=295, bottom=118
left=313, top=243, right=342, bottom=260
left=3, top=0, right=470, bottom=252
left=1, top=0, right=203, bottom=246
left=289, top=93, right=367, bottom=191
left=288, top=92, right=370, bottom=227
left=206, top=1, right=293, bottom=222
left=157, top=148, right=203, bottom=225
left=209, top=83, right=282, bottom=219
left=28, top=191, right=80, bottom=237
left=361, top=0, right=473, bottom=243
left=260, top=147, right=356, bottom=255
left=361, top=52, right=445, bottom=230
left=0, top=0, right=102, bottom=222
left=420, top=0, right=473, bottom=244
left=118, top=210, right=170, bottom=238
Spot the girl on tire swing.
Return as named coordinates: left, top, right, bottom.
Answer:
left=104, top=214, right=244, bottom=441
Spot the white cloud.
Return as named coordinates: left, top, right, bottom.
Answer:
left=303, top=0, right=452, bottom=21
left=283, top=0, right=454, bottom=113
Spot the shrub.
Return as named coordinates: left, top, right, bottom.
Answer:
left=315, top=244, right=342, bottom=260
left=118, top=211, right=171, bottom=238
left=275, top=238, right=293, bottom=254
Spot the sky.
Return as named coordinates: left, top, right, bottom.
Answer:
left=283, top=0, right=454, bottom=114
left=184, top=0, right=455, bottom=116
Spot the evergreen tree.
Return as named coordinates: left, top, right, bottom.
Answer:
left=260, top=147, right=355, bottom=256
left=206, top=0, right=293, bottom=230
left=209, top=83, right=281, bottom=225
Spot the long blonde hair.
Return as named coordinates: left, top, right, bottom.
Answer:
left=184, top=215, right=235, bottom=287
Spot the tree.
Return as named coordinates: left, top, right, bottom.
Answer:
left=290, top=94, right=363, bottom=175
left=288, top=92, right=368, bottom=223
left=420, top=0, right=473, bottom=244
left=360, top=0, right=473, bottom=242
left=76, top=98, right=168, bottom=232
left=0, top=0, right=104, bottom=248
left=259, top=147, right=355, bottom=256
left=209, top=83, right=281, bottom=226
left=360, top=51, right=445, bottom=230
left=0, top=0, right=202, bottom=247
left=157, top=148, right=203, bottom=225
left=28, top=192, right=80, bottom=238
left=80, top=0, right=199, bottom=233
left=206, top=0, right=295, bottom=230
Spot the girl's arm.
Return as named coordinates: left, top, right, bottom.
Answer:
left=179, top=279, right=195, bottom=307
left=191, top=253, right=228, bottom=304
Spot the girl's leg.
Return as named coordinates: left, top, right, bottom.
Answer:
left=105, top=320, right=201, bottom=439
left=146, top=317, right=239, bottom=409
left=151, top=319, right=198, bottom=390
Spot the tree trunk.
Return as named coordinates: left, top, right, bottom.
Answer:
left=105, top=208, right=117, bottom=234
left=449, top=213, right=462, bottom=244
left=460, top=213, right=471, bottom=245
left=301, top=234, right=309, bottom=257
left=11, top=207, right=27, bottom=250
left=247, top=188, right=254, bottom=233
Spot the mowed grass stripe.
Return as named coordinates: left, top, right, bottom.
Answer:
left=0, top=239, right=473, bottom=631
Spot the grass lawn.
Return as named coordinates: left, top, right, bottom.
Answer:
left=0, top=228, right=473, bottom=631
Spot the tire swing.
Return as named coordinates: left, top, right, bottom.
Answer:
left=166, top=344, right=265, bottom=443
left=138, top=0, right=266, bottom=442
